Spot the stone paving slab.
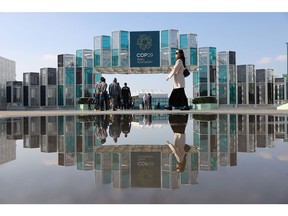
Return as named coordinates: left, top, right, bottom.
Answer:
left=1, top=108, right=288, bottom=118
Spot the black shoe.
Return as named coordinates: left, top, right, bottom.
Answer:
left=184, top=144, right=191, bottom=152
left=164, top=106, right=172, bottom=110
left=180, top=106, right=190, bottom=110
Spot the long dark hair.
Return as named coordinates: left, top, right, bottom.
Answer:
left=176, top=49, right=186, bottom=68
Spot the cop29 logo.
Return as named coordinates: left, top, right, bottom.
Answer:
left=137, top=34, right=152, bottom=51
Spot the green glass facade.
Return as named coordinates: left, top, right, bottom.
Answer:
left=76, top=49, right=93, bottom=99
left=194, top=47, right=217, bottom=98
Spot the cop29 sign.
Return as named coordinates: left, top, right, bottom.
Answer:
left=130, top=31, right=160, bottom=67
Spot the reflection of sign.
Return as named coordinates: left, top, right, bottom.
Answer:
left=130, top=31, right=160, bottom=67
left=131, top=152, right=161, bottom=188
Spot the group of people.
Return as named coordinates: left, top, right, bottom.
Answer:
left=94, top=114, right=133, bottom=144
left=142, top=93, right=152, bottom=110
left=89, top=48, right=190, bottom=111
left=91, top=77, right=133, bottom=111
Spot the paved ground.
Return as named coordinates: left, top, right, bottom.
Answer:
left=1, top=107, right=288, bottom=118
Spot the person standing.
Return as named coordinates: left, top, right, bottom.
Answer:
left=165, top=49, right=189, bottom=110
left=148, top=93, right=152, bottom=109
left=121, top=82, right=131, bottom=110
left=143, top=93, right=148, bottom=110
left=109, top=78, right=121, bottom=111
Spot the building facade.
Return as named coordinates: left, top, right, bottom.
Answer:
left=0, top=56, right=16, bottom=110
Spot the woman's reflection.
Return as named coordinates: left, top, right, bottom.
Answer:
left=166, top=114, right=191, bottom=173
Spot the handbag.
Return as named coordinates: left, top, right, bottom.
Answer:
left=183, top=68, right=190, bottom=77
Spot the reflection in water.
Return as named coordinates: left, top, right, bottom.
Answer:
left=1, top=114, right=288, bottom=203
left=166, top=114, right=197, bottom=173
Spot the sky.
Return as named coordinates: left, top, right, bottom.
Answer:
left=0, top=1, right=288, bottom=99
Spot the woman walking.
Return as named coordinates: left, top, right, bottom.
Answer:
left=165, top=49, right=189, bottom=110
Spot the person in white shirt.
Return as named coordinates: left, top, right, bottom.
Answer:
left=165, top=49, right=189, bottom=110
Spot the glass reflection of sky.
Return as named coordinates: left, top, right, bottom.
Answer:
left=0, top=114, right=288, bottom=204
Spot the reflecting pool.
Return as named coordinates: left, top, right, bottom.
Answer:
left=1, top=113, right=288, bottom=204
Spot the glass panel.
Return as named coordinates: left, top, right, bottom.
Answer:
left=102, top=36, right=111, bottom=49
left=210, top=83, right=216, bottom=96
left=65, top=67, right=74, bottom=85
left=94, top=50, right=100, bottom=67
left=200, top=84, right=208, bottom=96
left=219, top=65, right=227, bottom=83
left=48, top=69, right=56, bottom=85
left=76, top=50, right=83, bottom=68
left=229, top=83, right=237, bottom=104
left=161, top=30, right=168, bottom=48
left=209, top=47, right=216, bottom=65
left=94, top=36, right=101, bottom=50
left=58, top=68, right=64, bottom=85
left=58, top=85, right=64, bottom=106
left=76, top=85, right=82, bottom=98
left=120, top=31, right=129, bottom=49
left=112, top=49, right=118, bottom=66
left=84, top=68, right=92, bottom=85
left=190, top=48, right=197, bottom=65
left=180, top=34, right=188, bottom=49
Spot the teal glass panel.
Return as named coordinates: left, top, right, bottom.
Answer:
left=120, top=31, right=129, bottom=49
left=112, top=153, right=119, bottom=170
left=66, top=136, right=75, bottom=153
left=230, top=114, right=237, bottom=134
left=161, top=30, right=168, bottom=48
left=76, top=50, right=83, bottom=68
left=219, top=135, right=228, bottom=152
left=193, top=71, right=199, bottom=85
left=209, top=47, right=216, bottom=65
left=85, top=136, right=93, bottom=152
left=84, top=68, right=92, bottom=84
left=77, top=154, right=83, bottom=170
left=193, top=132, right=200, bottom=147
left=94, top=50, right=100, bottom=67
left=162, top=171, right=170, bottom=188
left=65, top=67, right=74, bottom=85
left=76, top=122, right=82, bottom=136
left=191, top=152, right=198, bottom=171
left=180, top=34, right=188, bottom=49
left=219, top=65, right=227, bottom=83
left=58, top=116, right=64, bottom=135
left=199, top=135, right=208, bottom=152
left=211, top=153, right=218, bottom=170
left=94, top=153, right=101, bottom=170
left=58, top=85, right=64, bottom=106
left=219, top=84, right=227, bottom=104
left=76, top=85, right=82, bottom=98
left=210, top=122, right=217, bottom=135
left=112, top=49, right=118, bottom=66
left=210, top=83, right=216, bottom=96
left=199, top=69, right=207, bottom=83
left=190, top=48, right=197, bottom=65
left=229, top=83, right=236, bottom=104
left=171, top=47, right=177, bottom=64
left=200, top=122, right=208, bottom=134
left=200, top=84, right=208, bottom=96
left=102, top=36, right=111, bottom=49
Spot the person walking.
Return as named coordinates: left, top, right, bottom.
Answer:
left=165, top=49, right=189, bottom=110
left=109, top=78, right=121, bottom=111
left=98, top=77, right=108, bottom=111
left=121, top=82, right=131, bottom=110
